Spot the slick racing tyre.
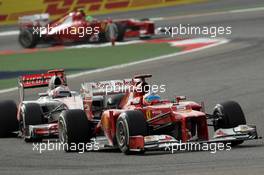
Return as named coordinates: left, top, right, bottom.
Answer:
left=116, top=110, right=148, bottom=155
left=0, top=100, right=18, bottom=137
left=116, top=23, right=126, bottom=41
left=213, top=101, right=246, bottom=146
left=18, top=29, right=39, bottom=48
left=21, top=103, right=44, bottom=142
left=23, top=103, right=43, bottom=126
left=59, top=109, right=93, bottom=152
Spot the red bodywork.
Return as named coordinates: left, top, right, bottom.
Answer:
left=19, top=69, right=66, bottom=89
left=115, top=19, right=155, bottom=38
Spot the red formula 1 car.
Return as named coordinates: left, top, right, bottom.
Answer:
left=18, top=10, right=155, bottom=48
left=0, top=69, right=86, bottom=142
left=58, top=74, right=260, bottom=154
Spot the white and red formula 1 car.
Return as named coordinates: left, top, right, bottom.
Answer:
left=0, top=69, right=85, bottom=142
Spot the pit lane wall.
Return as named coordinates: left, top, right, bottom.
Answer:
left=0, top=0, right=204, bottom=25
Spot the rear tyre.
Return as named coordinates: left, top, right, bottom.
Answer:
left=18, top=29, right=39, bottom=48
left=116, top=23, right=126, bottom=41
left=116, top=110, right=148, bottom=155
left=0, top=100, right=18, bottom=137
left=98, top=32, right=107, bottom=42
left=59, top=109, right=93, bottom=152
left=213, top=101, right=246, bottom=146
left=22, top=103, right=44, bottom=142
left=107, top=93, right=125, bottom=109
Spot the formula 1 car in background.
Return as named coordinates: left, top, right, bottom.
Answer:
left=18, top=9, right=155, bottom=48
left=0, top=69, right=86, bottom=142
left=58, top=74, right=260, bottom=154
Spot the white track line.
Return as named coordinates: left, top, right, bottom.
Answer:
left=0, top=38, right=229, bottom=94
left=0, top=87, right=18, bottom=94
left=230, top=7, right=264, bottom=13
left=151, top=6, right=264, bottom=21
left=0, top=30, right=19, bottom=36
left=66, top=40, right=143, bottom=49
left=68, top=38, right=229, bottom=79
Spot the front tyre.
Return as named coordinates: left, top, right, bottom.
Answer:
left=59, top=109, right=93, bottom=152
left=21, top=103, right=44, bottom=142
left=213, top=101, right=246, bottom=146
left=116, top=110, right=148, bottom=154
left=116, top=23, right=126, bottom=41
left=19, top=29, right=39, bottom=48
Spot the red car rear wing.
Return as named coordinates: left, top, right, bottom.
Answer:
left=80, top=74, right=152, bottom=98
left=18, top=69, right=66, bottom=101
left=81, top=79, right=134, bottom=98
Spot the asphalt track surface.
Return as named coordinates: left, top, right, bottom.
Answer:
left=1, top=0, right=264, bottom=174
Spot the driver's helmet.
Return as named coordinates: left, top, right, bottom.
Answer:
left=49, top=76, right=63, bottom=90
left=85, top=15, right=94, bottom=22
left=143, top=91, right=161, bottom=105
left=49, top=85, right=71, bottom=98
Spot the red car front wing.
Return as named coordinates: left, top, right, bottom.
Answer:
left=128, top=125, right=260, bottom=152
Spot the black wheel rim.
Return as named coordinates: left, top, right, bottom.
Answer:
left=117, top=121, right=127, bottom=147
